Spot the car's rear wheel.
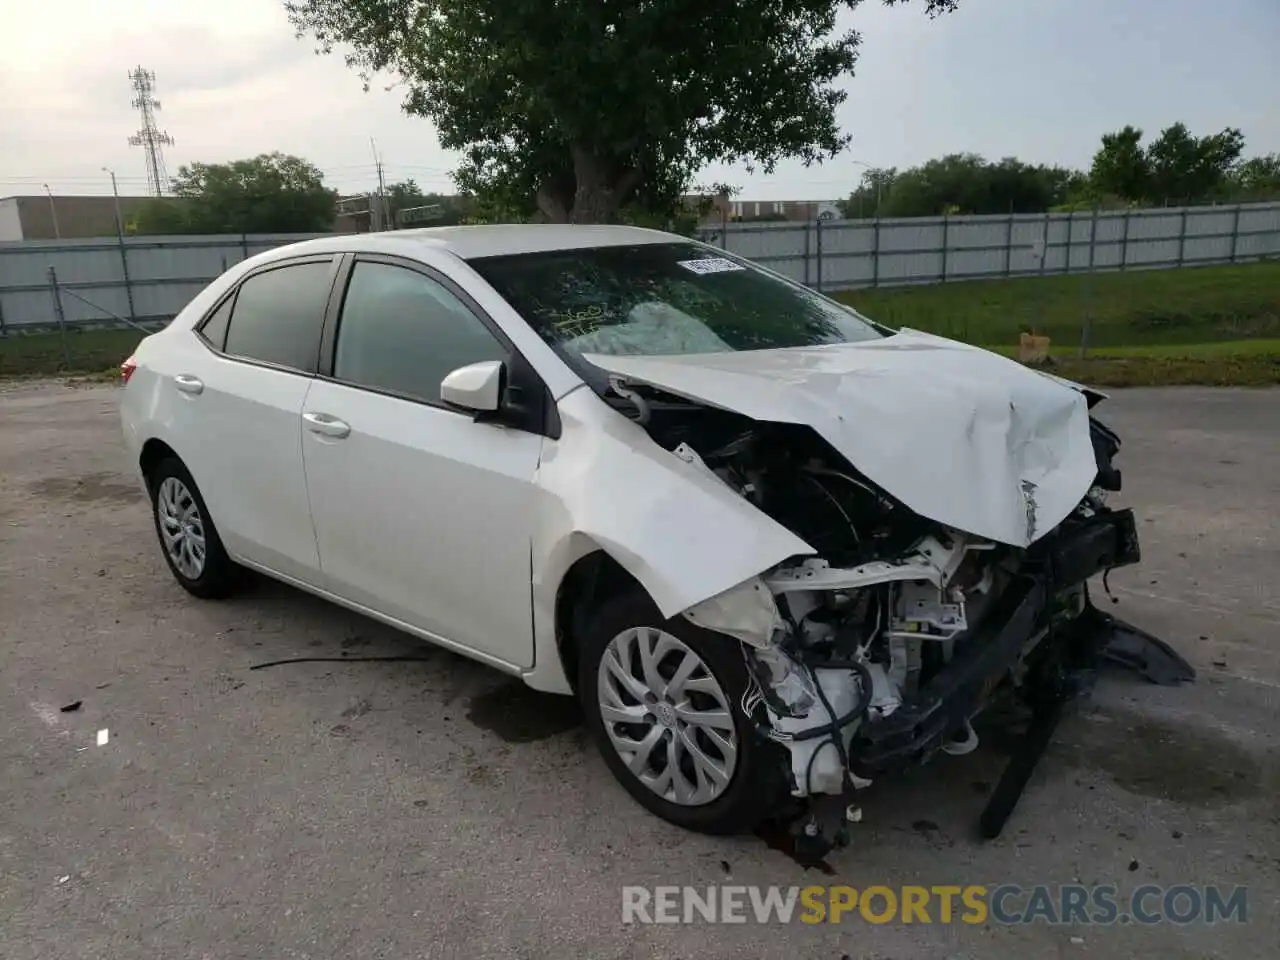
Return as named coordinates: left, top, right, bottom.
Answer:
left=148, top=456, right=240, bottom=599
left=577, top=587, right=790, bottom=834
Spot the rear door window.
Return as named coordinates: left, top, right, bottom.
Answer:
left=223, top=260, right=334, bottom=373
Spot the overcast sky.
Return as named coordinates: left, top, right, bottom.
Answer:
left=2, top=0, right=1276, bottom=202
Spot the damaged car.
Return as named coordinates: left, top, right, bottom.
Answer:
left=120, top=225, right=1193, bottom=849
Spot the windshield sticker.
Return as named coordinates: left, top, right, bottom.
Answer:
left=676, top=257, right=746, bottom=276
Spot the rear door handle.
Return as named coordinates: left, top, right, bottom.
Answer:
left=174, top=374, right=204, bottom=395
left=303, top=411, right=351, bottom=439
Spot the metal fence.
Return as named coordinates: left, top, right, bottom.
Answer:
left=0, top=202, right=1278, bottom=337
left=0, top=233, right=328, bottom=334
left=699, top=201, right=1280, bottom=292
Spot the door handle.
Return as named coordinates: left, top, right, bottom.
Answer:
left=303, top=411, right=351, bottom=439
left=174, top=374, right=204, bottom=395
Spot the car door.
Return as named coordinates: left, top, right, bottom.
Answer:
left=172, top=255, right=338, bottom=584
left=300, top=255, right=547, bottom=670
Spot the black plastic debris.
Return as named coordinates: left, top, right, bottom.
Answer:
left=60, top=701, right=82, bottom=713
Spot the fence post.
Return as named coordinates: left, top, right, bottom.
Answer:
left=940, top=213, right=950, bottom=282
left=1062, top=212, right=1073, bottom=275
left=815, top=217, right=824, bottom=293
left=871, top=217, right=881, bottom=288
left=1039, top=212, right=1051, bottom=276
left=47, top=266, right=72, bottom=369
left=1175, top=206, right=1189, bottom=268
left=0, top=300, right=6, bottom=337
left=1004, top=212, right=1014, bottom=277
left=1087, top=206, right=1099, bottom=273
left=240, top=233, right=249, bottom=262
left=1080, top=207, right=1099, bottom=359
left=1119, top=209, right=1131, bottom=271
left=1228, top=205, right=1241, bottom=263
left=802, top=222, right=811, bottom=287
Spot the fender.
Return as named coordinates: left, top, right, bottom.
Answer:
left=521, top=388, right=814, bottom=693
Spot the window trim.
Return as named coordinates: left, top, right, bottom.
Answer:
left=315, top=253, right=560, bottom=438
left=193, top=254, right=341, bottom=376
left=194, top=289, right=237, bottom=352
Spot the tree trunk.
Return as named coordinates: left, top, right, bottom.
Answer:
left=565, top=145, right=642, bottom=224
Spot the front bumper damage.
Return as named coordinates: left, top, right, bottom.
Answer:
left=856, top=508, right=1148, bottom=775
left=722, top=506, right=1195, bottom=856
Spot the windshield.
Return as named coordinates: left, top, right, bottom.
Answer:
left=468, top=243, right=885, bottom=383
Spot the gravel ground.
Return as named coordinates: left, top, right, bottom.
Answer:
left=2, top=381, right=1277, bottom=959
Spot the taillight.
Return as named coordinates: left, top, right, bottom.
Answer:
left=121, top=356, right=138, bottom=384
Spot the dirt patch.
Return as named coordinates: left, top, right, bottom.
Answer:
left=466, top=681, right=581, bottom=743
left=1058, top=708, right=1265, bottom=807
left=28, top=471, right=142, bottom=505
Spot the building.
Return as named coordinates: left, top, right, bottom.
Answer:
left=0, top=194, right=157, bottom=241
left=728, top=199, right=842, bottom=223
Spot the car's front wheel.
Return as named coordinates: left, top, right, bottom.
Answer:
left=148, top=456, right=241, bottom=599
left=577, top=587, right=790, bottom=834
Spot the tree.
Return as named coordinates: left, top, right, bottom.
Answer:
left=1088, top=123, right=1245, bottom=205
left=1145, top=123, right=1244, bottom=202
left=138, top=153, right=337, bottom=234
left=837, top=166, right=897, bottom=218
left=1232, top=153, right=1280, bottom=200
left=839, top=154, right=1081, bottom=218
left=1088, top=126, right=1150, bottom=203
left=285, top=0, right=959, bottom=224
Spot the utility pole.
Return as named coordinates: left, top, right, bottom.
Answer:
left=127, top=67, right=175, bottom=197
left=102, top=167, right=124, bottom=235
left=370, top=138, right=389, bottom=231
left=42, top=184, right=61, bottom=238
left=103, top=166, right=138, bottom=324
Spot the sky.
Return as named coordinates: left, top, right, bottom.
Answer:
left=1, top=0, right=1276, bottom=202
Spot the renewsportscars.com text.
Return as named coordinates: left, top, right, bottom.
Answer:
left=621, top=884, right=1248, bottom=926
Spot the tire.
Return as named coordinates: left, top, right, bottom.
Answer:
left=577, top=586, right=791, bottom=834
left=147, top=456, right=241, bottom=599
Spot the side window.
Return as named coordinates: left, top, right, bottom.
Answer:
left=198, top=295, right=233, bottom=351
left=222, top=260, right=333, bottom=372
left=333, top=261, right=508, bottom=404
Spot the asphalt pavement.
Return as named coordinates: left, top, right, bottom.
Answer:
left=1, top=381, right=1277, bottom=959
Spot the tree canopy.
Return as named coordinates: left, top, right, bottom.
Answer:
left=285, top=0, right=959, bottom=224
left=838, top=123, right=1269, bottom=219
left=1089, top=123, right=1245, bottom=206
left=139, top=152, right=337, bottom=234
left=838, top=155, right=1083, bottom=218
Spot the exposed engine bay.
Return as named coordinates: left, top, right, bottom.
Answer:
left=607, top=377, right=1192, bottom=851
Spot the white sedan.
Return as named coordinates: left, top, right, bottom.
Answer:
left=120, top=225, right=1181, bottom=843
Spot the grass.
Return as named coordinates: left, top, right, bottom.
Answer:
left=834, top=260, right=1280, bottom=348
left=978, top=342, right=1280, bottom=387
left=2, top=261, right=1278, bottom=385
left=832, top=260, right=1280, bottom=386
left=0, top=328, right=146, bottom=380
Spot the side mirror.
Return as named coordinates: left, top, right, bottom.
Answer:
left=440, top=359, right=505, bottom=413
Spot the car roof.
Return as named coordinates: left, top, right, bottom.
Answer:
left=254, top=224, right=689, bottom=265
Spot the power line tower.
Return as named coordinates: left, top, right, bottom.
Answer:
left=127, top=67, right=175, bottom=197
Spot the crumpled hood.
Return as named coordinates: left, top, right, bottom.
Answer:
left=584, top=329, right=1099, bottom=548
